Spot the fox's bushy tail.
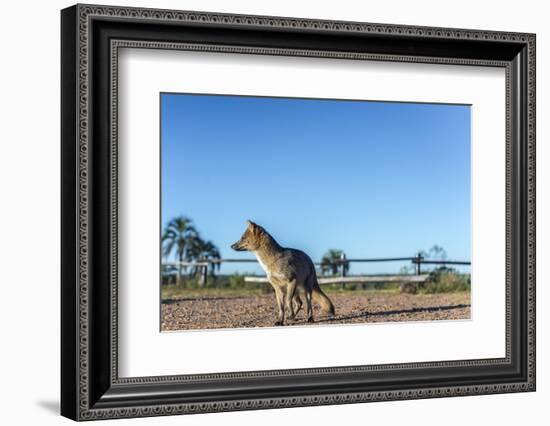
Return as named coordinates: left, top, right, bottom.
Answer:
left=312, top=281, right=335, bottom=316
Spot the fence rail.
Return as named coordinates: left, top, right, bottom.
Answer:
left=245, top=274, right=430, bottom=285
left=163, top=257, right=471, bottom=268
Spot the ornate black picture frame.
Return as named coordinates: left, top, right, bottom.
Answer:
left=61, top=4, right=536, bottom=421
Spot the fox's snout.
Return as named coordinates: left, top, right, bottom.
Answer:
left=231, top=241, right=246, bottom=251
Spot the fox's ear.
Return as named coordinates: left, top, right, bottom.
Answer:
left=246, top=219, right=254, bottom=227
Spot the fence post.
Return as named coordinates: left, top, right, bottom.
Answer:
left=197, top=263, right=208, bottom=287
left=340, top=252, right=347, bottom=289
left=415, top=253, right=424, bottom=275
left=340, top=252, right=347, bottom=277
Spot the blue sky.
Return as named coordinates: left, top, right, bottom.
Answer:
left=161, top=93, right=471, bottom=275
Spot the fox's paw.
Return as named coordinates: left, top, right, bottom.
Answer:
left=274, top=320, right=284, bottom=326
left=307, top=317, right=314, bottom=323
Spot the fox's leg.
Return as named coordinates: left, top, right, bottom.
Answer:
left=285, top=279, right=298, bottom=321
left=304, top=289, right=314, bottom=323
left=273, top=286, right=285, bottom=326
left=293, top=292, right=303, bottom=317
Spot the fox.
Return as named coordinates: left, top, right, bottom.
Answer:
left=231, top=220, right=335, bottom=326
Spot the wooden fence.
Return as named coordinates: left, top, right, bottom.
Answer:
left=162, top=254, right=470, bottom=289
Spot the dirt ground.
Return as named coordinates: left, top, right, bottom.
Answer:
left=161, top=291, right=470, bottom=331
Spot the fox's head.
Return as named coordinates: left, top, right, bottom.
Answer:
left=231, top=220, right=265, bottom=252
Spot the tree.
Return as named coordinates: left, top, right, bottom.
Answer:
left=406, top=245, right=448, bottom=274
left=161, top=216, right=198, bottom=285
left=188, top=238, right=221, bottom=278
left=320, top=249, right=349, bottom=276
left=428, top=245, right=447, bottom=261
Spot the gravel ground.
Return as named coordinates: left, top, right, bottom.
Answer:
left=161, top=292, right=470, bottom=331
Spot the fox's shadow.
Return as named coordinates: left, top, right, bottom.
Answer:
left=306, top=303, right=471, bottom=324
left=162, top=296, right=250, bottom=304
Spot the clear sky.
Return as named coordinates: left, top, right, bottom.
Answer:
left=161, top=93, right=471, bottom=275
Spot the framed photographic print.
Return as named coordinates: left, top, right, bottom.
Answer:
left=61, top=4, right=536, bottom=421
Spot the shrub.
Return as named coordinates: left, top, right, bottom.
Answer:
left=229, top=273, right=246, bottom=288
left=421, top=268, right=470, bottom=294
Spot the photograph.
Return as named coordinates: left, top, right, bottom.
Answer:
left=160, top=93, right=472, bottom=331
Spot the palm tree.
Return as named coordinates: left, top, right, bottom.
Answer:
left=320, top=249, right=349, bottom=276
left=188, top=238, right=221, bottom=285
left=161, top=216, right=197, bottom=284
left=198, top=240, right=222, bottom=274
